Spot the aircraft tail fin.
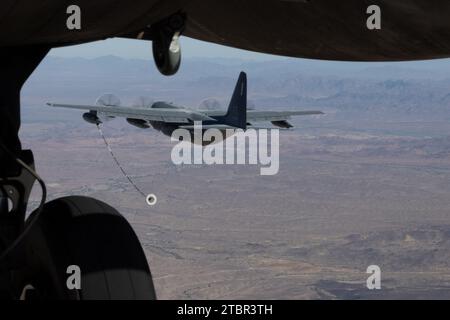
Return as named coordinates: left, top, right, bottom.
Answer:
left=224, top=71, right=247, bottom=129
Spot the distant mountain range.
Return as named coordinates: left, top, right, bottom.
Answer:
left=22, top=55, right=450, bottom=122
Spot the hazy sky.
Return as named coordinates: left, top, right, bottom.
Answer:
left=50, top=37, right=283, bottom=61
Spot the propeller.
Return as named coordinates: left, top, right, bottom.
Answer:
left=95, top=93, right=121, bottom=107
left=132, top=96, right=154, bottom=109
left=198, top=98, right=222, bottom=110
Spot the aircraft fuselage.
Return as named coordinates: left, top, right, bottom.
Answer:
left=2, top=1, right=450, bottom=62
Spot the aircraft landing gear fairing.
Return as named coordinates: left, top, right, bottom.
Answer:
left=145, top=12, right=186, bottom=76
left=0, top=47, right=156, bottom=300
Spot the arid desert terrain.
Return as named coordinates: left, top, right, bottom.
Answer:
left=18, top=56, right=450, bottom=299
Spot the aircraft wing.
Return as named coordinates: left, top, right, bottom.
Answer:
left=47, top=103, right=216, bottom=123
left=179, top=124, right=236, bottom=130
left=179, top=124, right=291, bottom=130
left=247, top=110, right=324, bottom=122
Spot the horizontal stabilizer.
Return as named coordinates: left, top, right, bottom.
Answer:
left=271, top=120, right=293, bottom=128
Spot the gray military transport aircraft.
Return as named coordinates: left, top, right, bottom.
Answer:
left=2, top=1, right=450, bottom=300
left=47, top=72, right=323, bottom=140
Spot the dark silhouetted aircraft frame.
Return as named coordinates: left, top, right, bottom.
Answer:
left=1, top=1, right=449, bottom=299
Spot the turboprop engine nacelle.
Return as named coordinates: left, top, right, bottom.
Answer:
left=127, top=118, right=150, bottom=129
left=81, top=94, right=122, bottom=125
left=83, top=111, right=101, bottom=125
